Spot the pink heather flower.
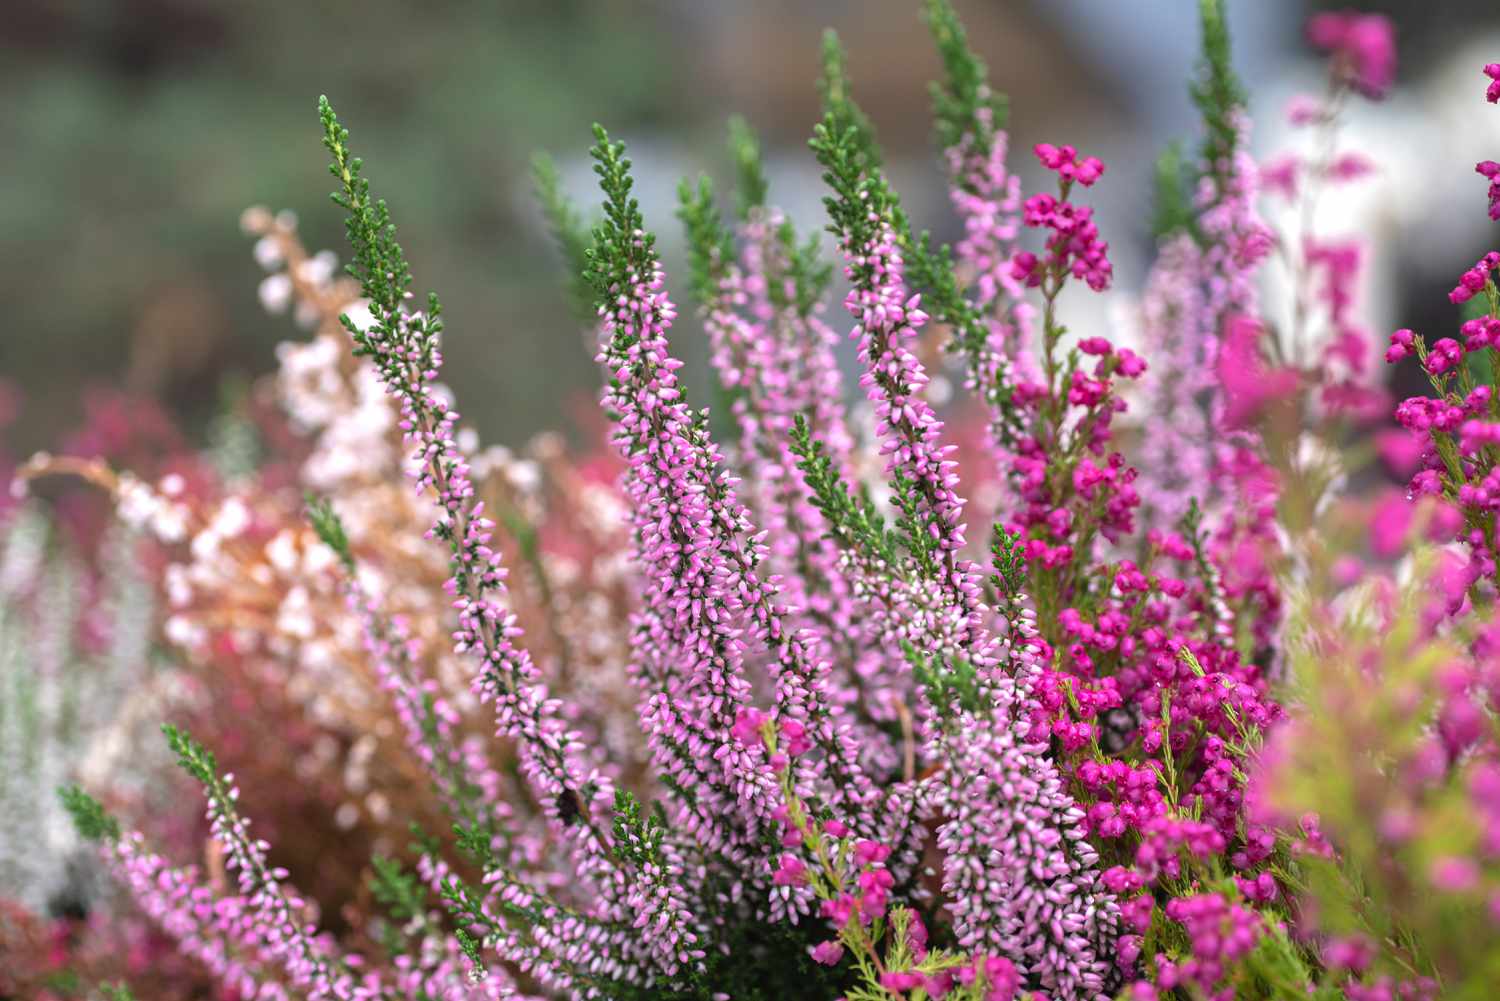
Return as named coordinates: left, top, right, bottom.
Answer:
left=980, top=955, right=1020, bottom=1001
left=1384, top=327, right=1414, bottom=363
left=906, top=911, right=929, bottom=959
left=1486, top=63, right=1500, bottom=104
left=1328, top=151, right=1377, bottom=181
left=1429, top=856, right=1480, bottom=893
left=1287, top=95, right=1326, bottom=126
left=880, top=970, right=922, bottom=992
left=730, top=706, right=767, bottom=746
left=1374, top=429, right=1424, bottom=476
left=1369, top=491, right=1413, bottom=559
left=852, top=839, right=892, bottom=866
left=1020, top=164, right=1113, bottom=292
left=1324, top=935, right=1375, bottom=973
left=1463, top=316, right=1500, bottom=349
left=779, top=718, right=812, bottom=756
left=1478, top=160, right=1500, bottom=221
left=1260, top=154, right=1299, bottom=200
left=1216, top=315, right=1298, bottom=428
left=1426, top=338, right=1465, bottom=375
left=1306, top=11, right=1397, bottom=98
left=1034, top=142, right=1105, bottom=186
left=1449, top=253, right=1500, bottom=303
left=809, top=939, right=844, bottom=965
left=772, top=855, right=808, bottom=887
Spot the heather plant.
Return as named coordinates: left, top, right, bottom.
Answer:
left=15, top=2, right=1500, bottom=1000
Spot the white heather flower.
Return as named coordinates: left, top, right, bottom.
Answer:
left=275, top=585, right=316, bottom=639
left=265, top=530, right=299, bottom=575
left=253, top=236, right=284, bottom=271
left=298, top=249, right=338, bottom=287
left=164, top=564, right=193, bottom=607
left=294, top=299, right=321, bottom=330
left=259, top=273, right=293, bottom=314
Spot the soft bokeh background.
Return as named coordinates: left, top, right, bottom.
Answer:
left=4, top=0, right=1500, bottom=456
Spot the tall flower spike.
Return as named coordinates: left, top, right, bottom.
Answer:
left=590, top=128, right=877, bottom=876
left=811, top=111, right=982, bottom=620
left=1132, top=0, right=1273, bottom=532
left=162, top=726, right=381, bottom=999
left=585, top=124, right=794, bottom=877
left=679, top=162, right=890, bottom=777
left=307, top=496, right=519, bottom=863
left=320, top=98, right=702, bottom=980
left=924, top=0, right=1034, bottom=474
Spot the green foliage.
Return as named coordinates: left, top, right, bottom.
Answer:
left=814, top=9, right=1017, bottom=441
left=321, top=95, right=450, bottom=440
left=98, top=983, right=137, bottom=1001
left=1191, top=0, right=1246, bottom=172
left=320, top=96, right=418, bottom=333
left=726, top=115, right=769, bottom=221
left=454, top=926, right=489, bottom=979
left=531, top=151, right=599, bottom=325
left=57, top=786, right=120, bottom=843
left=989, top=527, right=1027, bottom=598
left=370, top=854, right=428, bottom=924
left=609, top=788, right=667, bottom=867
left=769, top=218, right=833, bottom=318
left=905, top=642, right=984, bottom=717
left=162, top=722, right=218, bottom=787
left=584, top=124, right=658, bottom=307
left=789, top=415, right=897, bottom=566
left=817, top=30, right=882, bottom=170
left=1152, top=142, right=1197, bottom=240
left=676, top=174, right=734, bottom=308
left=808, top=113, right=892, bottom=259
left=368, top=853, right=430, bottom=956
left=451, top=820, right=496, bottom=871
left=304, top=494, right=354, bottom=572
left=1147, top=0, right=1245, bottom=239
left=923, top=0, right=1008, bottom=159
left=891, top=472, right=939, bottom=580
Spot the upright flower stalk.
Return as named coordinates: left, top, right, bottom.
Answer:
left=320, top=99, right=703, bottom=982
left=52, top=5, right=1500, bottom=1001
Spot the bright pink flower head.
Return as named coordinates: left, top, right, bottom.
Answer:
left=852, top=839, right=891, bottom=866
left=1306, top=11, right=1396, bottom=98
left=1478, top=160, right=1500, bottom=221
left=1034, top=142, right=1105, bottom=186
left=729, top=706, right=766, bottom=746
left=1374, top=428, right=1424, bottom=476
left=772, top=854, right=808, bottom=886
left=1425, top=338, right=1465, bottom=376
left=1217, top=315, right=1298, bottom=428
left=880, top=970, right=922, bottom=993
left=778, top=718, right=811, bottom=757
left=1486, top=63, right=1500, bottom=104
left=1261, top=154, right=1300, bottom=200
left=1369, top=490, right=1413, bottom=559
left=809, top=940, right=844, bottom=966
left=1429, top=856, right=1480, bottom=893
left=1384, top=327, right=1414, bottom=364
left=981, top=955, right=1020, bottom=1001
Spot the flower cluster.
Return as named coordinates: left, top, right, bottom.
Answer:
left=1385, top=67, right=1500, bottom=592
left=1306, top=10, right=1397, bottom=98
left=19, top=3, right=1500, bottom=1001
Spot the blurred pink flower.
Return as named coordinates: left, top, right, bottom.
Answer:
left=1217, top=315, right=1298, bottom=428
left=1307, top=11, right=1397, bottom=98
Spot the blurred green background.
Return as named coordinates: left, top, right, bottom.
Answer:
left=4, top=0, right=1499, bottom=457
